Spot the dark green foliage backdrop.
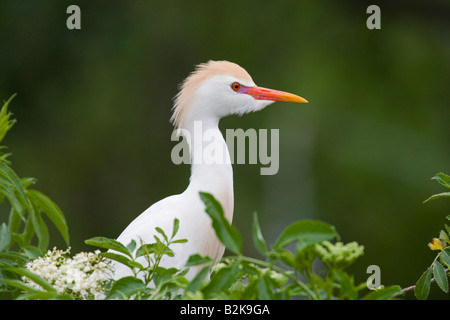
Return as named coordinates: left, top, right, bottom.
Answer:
left=0, top=1, right=449, bottom=298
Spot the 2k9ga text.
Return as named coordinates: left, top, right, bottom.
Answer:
left=224, top=304, right=270, bottom=315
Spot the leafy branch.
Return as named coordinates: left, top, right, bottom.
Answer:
left=85, top=218, right=189, bottom=300
left=423, top=173, right=450, bottom=203
left=181, top=192, right=401, bottom=300
left=406, top=173, right=450, bottom=299
left=0, top=95, right=70, bottom=299
left=79, top=190, right=400, bottom=300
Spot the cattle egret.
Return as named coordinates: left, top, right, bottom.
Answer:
left=112, top=60, right=307, bottom=280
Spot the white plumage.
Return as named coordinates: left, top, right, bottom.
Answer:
left=111, top=60, right=307, bottom=280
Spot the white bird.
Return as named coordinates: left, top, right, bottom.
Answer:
left=112, top=60, right=307, bottom=280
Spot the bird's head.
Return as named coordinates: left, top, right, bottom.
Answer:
left=171, top=60, right=307, bottom=129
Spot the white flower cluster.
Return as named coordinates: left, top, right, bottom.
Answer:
left=23, top=247, right=112, bottom=300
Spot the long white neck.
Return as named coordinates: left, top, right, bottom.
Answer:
left=183, top=117, right=234, bottom=222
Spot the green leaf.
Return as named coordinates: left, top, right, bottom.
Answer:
left=238, top=277, right=258, bottom=299
left=433, top=260, right=448, bottom=293
left=8, top=207, right=22, bottom=234
left=0, top=223, right=11, bottom=252
left=332, top=269, right=357, bottom=299
left=171, top=238, right=188, bottom=244
left=252, top=212, right=268, bottom=255
left=155, top=227, right=168, bottom=243
left=445, top=224, right=450, bottom=237
left=257, top=271, right=273, bottom=300
left=21, top=177, right=36, bottom=189
left=16, top=290, right=74, bottom=300
left=162, top=247, right=175, bottom=257
left=0, top=94, right=17, bottom=145
left=30, top=208, right=49, bottom=250
left=274, top=220, right=337, bottom=249
left=0, top=161, right=29, bottom=211
left=185, top=254, right=213, bottom=266
left=423, top=192, right=450, bottom=203
left=203, top=260, right=240, bottom=298
left=107, top=276, right=147, bottom=299
left=423, top=173, right=450, bottom=202
left=100, top=252, right=144, bottom=270
left=432, top=173, right=450, bottom=189
left=3, top=279, right=44, bottom=293
left=3, top=279, right=73, bottom=300
left=362, top=285, right=402, bottom=300
left=172, top=218, right=180, bottom=239
left=278, top=249, right=296, bottom=268
left=153, top=267, right=179, bottom=285
left=85, top=237, right=132, bottom=258
left=126, top=239, right=136, bottom=254
left=186, top=265, right=211, bottom=293
left=239, top=261, right=261, bottom=276
left=7, top=266, right=56, bottom=292
left=0, top=251, right=29, bottom=265
left=27, top=189, right=69, bottom=246
left=415, top=268, right=432, bottom=300
left=199, top=192, right=242, bottom=255
left=439, top=230, right=449, bottom=243
left=441, top=248, right=450, bottom=268
left=22, top=216, right=35, bottom=245
left=22, top=246, right=43, bottom=260
left=135, top=243, right=156, bottom=258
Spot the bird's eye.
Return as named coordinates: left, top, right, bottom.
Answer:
left=231, top=82, right=241, bottom=92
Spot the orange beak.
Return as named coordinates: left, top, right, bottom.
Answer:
left=244, top=86, right=308, bottom=103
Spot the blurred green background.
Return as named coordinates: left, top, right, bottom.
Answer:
left=0, top=0, right=449, bottom=298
